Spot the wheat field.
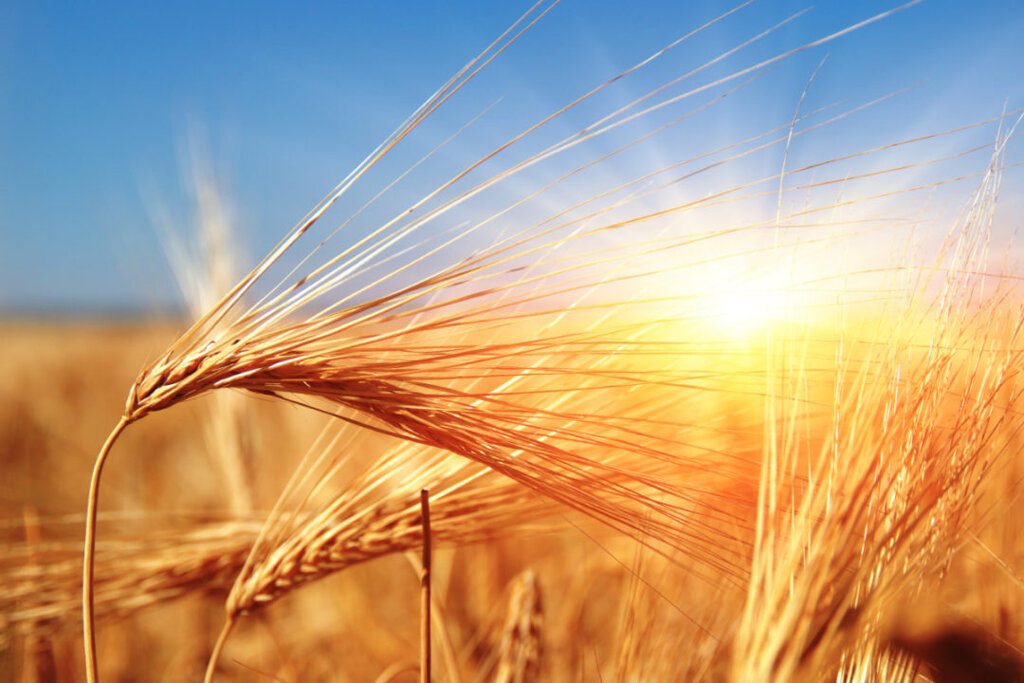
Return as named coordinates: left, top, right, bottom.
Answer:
left=3, top=2, right=1024, bottom=681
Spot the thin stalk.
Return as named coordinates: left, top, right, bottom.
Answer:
left=82, top=417, right=130, bottom=683
left=204, top=616, right=237, bottom=683
left=420, top=489, right=432, bottom=683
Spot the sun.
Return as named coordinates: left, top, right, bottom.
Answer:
left=704, top=273, right=796, bottom=338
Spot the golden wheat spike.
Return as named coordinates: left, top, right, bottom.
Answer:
left=81, top=2, right=1002, bottom=679
left=729, top=142, right=1024, bottom=682
left=2, top=517, right=259, bottom=641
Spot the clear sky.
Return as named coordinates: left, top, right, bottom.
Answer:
left=2, top=0, right=1022, bottom=314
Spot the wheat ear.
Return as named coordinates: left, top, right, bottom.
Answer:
left=3, top=517, right=257, bottom=640
left=82, top=3, right=977, bottom=678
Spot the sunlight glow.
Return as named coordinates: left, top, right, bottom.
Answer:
left=703, top=271, right=797, bottom=338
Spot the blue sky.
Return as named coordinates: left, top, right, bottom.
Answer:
left=1, top=0, right=1022, bottom=314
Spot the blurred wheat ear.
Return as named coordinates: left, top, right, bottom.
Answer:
left=494, top=571, right=544, bottom=683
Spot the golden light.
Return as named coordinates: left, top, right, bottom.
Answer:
left=708, top=287, right=786, bottom=335
left=697, top=266, right=800, bottom=339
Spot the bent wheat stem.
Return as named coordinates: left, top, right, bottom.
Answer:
left=204, top=616, right=237, bottom=683
left=83, top=417, right=130, bottom=683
